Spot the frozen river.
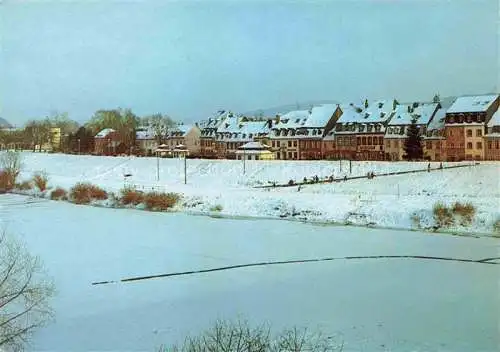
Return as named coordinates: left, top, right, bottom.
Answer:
left=1, top=194, right=499, bottom=351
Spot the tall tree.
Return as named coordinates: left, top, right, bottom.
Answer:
left=86, top=108, right=139, bottom=151
left=403, top=118, right=423, bottom=160
left=141, top=113, right=175, bottom=144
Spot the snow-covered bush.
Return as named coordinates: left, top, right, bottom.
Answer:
left=433, top=202, right=453, bottom=227
left=451, top=202, right=476, bottom=225
left=16, top=180, right=33, bottom=191
left=120, top=187, right=145, bottom=206
left=209, top=204, right=223, bottom=212
left=143, top=191, right=180, bottom=211
left=70, top=183, right=108, bottom=204
left=50, top=187, right=68, bottom=201
left=33, top=171, right=49, bottom=192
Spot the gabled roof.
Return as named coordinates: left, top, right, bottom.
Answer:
left=238, top=141, right=270, bottom=150
left=336, top=104, right=364, bottom=123
left=389, top=103, right=438, bottom=126
left=95, top=128, right=116, bottom=138
left=487, top=109, right=500, bottom=127
left=427, top=108, right=446, bottom=131
left=303, top=104, right=337, bottom=127
left=447, top=94, right=499, bottom=113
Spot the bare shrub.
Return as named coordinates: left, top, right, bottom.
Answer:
left=210, top=204, right=223, bottom=212
left=433, top=202, right=453, bottom=228
left=120, top=187, right=145, bottom=206
left=50, top=187, right=68, bottom=201
left=162, top=319, right=343, bottom=352
left=0, top=152, right=22, bottom=192
left=410, top=213, right=421, bottom=228
left=15, top=180, right=33, bottom=191
left=493, top=219, right=500, bottom=235
left=143, top=192, right=180, bottom=211
left=69, top=183, right=108, bottom=204
left=0, top=230, right=55, bottom=351
left=451, top=202, right=476, bottom=225
left=33, top=172, right=49, bottom=192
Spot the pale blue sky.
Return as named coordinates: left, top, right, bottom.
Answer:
left=1, top=0, right=498, bottom=125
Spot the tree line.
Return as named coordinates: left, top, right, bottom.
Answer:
left=0, top=109, right=176, bottom=154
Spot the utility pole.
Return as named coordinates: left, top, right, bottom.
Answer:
left=349, top=159, right=352, bottom=174
left=78, top=138, right=81, bottom=155
left=340, top=159, right=342, bottom=172
left=243, top=150, right=246, bottom=175
left=184, top=155, right=187, bottom=184
left=156, top=152, right=160, bottom=182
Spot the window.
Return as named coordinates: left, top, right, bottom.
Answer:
left=437, top=141, right=441, bottom=149
left=293, top=152, right=298, bottom=159
left=496, top=140, right=500, bottom=149
left=448, top=129, right=452, bottom=137
left=476, top=129, right=482, bottom=137
left=467, top=142, right=473, bottom=149
left=293, top=141, right=297, bottom=147
left=476, top=142, right=482, bottom=149
left=357, top=137, right=361, bottom=145
left=288, top=141, right=292, bottom=147
left=379, top=137, right=384, bottom=145
left=488, top=141, right=492, bottom=149
left=426, top=141, right=432, bottom=149
left=467, top=129, right=472, bottom=137
left=288, top=152, right=292, bottom=159
left=362, top=137, right=367, bottom=145
left=367, top=136, right=373, bottom=145
left=271, top=141, right=275, bottom=148
left=386, top=141, right=390, bottom=148
left=450, top=143, right=454, bottom=148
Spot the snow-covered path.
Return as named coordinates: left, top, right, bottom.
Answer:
left=1, top=194, right=498, bottom=351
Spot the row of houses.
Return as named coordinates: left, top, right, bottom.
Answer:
left=93, top=93, right=500, bottom=161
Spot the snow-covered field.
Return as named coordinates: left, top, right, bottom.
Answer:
left=0, top=194, right=498, bottom=351
left=17, top=152, right=500, bottom=235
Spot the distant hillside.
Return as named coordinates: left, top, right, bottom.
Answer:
left=0, top=117, right=12, bottom=128
left=244, top=100, right=339, bottom=117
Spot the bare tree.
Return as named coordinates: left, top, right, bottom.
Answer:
left=162, top=319, right=343, bottom=352
left=0, top=151, right=22, bottom=190
left=0, top=230, right=55, bottom=351
left=142, top=113, right=176, bottom=144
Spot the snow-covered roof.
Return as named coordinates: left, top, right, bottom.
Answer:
left=95, top=128, right=116, bottom=138
left=427, top=108, right=446, bottom=131
left=447, top=94, right=499, bottom=113
left=303, top=104, right=337, bottom=127
left=238, top=141, right=270, bottom=150
left=170, top=124, right=198, bottom=137
left=389, top=103, right=438, bottom=126
left=274, top=110, right=310, bottom=129
left=487, top=109, right=500, bottom=127
left=136, top=130, right=155, bottom=140
left=335, top=104, right=364, bottom=123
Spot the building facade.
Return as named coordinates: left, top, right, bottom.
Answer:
left=444, top=94, right=499, bottom=161
left=484, top=109, right=500, bottom=160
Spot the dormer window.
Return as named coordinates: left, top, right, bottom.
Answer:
left=249, top=133, right=253, bottom=138
left=367, top=125, right=373, bottom=133
left=359, top=125, right=365, bottom=132
left=291, top=130, right=296, bottom=136
left=375, top=124, right=381, bottom=132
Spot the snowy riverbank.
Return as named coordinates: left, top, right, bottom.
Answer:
left=14, top=152, right=500, bottom=236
